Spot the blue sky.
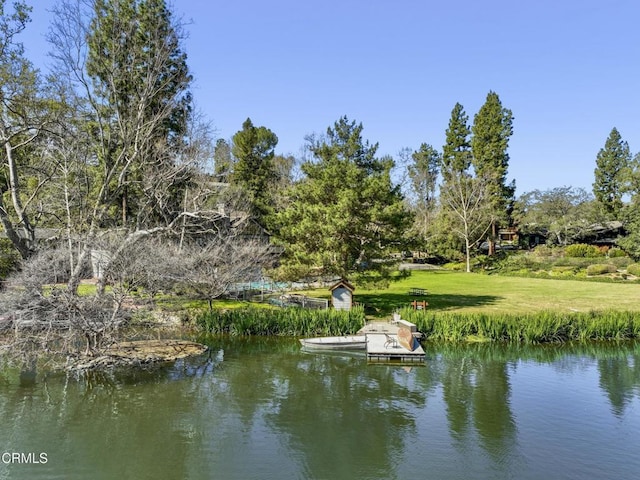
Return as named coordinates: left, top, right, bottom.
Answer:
left=22, top=0, right=640, bottom=195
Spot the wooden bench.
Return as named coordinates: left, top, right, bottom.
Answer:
left=409, top=288, right=427, bottom=296
left=410, top=300, right=428, bottom=310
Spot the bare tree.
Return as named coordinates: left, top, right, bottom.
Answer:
left=180, top=237, right=274, bottom=310
left=46, top=0, right=202, bottom=293
left=0, top=2, right=281, bottom=369
left=440, top=172, right=492, bottom=272
left=0, top=2, right=61, bottom=258
left=0, top=247, right=126, bottom=368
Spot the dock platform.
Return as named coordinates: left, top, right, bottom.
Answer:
left=359, top=321, right=426, bottom=364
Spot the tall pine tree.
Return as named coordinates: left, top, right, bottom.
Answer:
left=86, top=0, right=192, bottom=226
left=275, top=116, right=411, bottom=280
left=442, top=102, right=472, bottom=176
left=592, top=127, right=630, bottom=219
left=471, top=91, right=514, bottom=254
left=231, top=118, right=278, bottom=226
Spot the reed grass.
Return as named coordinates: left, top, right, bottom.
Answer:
left=196, top=305, right=366, bottom=336
left=399, top=308, right=640, bottom=343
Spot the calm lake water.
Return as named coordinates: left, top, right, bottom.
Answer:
left=1, top=337, right=639, bottom=480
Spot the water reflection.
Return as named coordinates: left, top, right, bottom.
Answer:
left=200, top=336, right=439, bottom=479
left=0, top=353, right=218, bottom=480
left=0, top=339, right=639, bottom=479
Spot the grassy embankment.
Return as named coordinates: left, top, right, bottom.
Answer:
left=197, top=271, right=640, bottom=342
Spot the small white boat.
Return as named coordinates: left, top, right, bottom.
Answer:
left=299, top=335, right=367, bottom=350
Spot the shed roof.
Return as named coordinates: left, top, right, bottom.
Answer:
left=328, top=279, right=355, bottom=292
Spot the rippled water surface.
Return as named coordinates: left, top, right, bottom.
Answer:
left=1, top=338, right=639, bottom=480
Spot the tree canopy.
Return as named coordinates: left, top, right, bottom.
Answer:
left=442, top=102, right=472, bottom=176
left=231, top=118, right=278, bottom=226
left=593, top=127, right=630, bottom=219
left=471, top=91, right=515, bottom=254
left=275, top=116, right=411, bottom=280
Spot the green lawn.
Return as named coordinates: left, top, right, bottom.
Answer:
left=300, top=271, right=640, bottom=318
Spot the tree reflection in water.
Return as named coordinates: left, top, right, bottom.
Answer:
left=0, top=337, right=638, bottom=479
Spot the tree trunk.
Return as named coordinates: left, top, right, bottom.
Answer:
left=0, top=196, right=31, bottom=259
left=488, top=220, right=497, bottom=256
left=2, top=141, right=36, bottom=258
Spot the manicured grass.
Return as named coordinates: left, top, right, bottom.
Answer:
left=299, top=270, right=640, bottom=318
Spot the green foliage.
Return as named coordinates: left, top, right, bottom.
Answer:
left=565, top=243, right=603, bottom=258
left=471, top=91, right=515, bottom=221
left=231, top=117, right=278, bottom=223
left=86, top=0, right=193, bottom=226
left=0, top=0, right=49, bottom=259
left=441, top=103, right=472, bottom=175
left=196, top=305, right=365, bottom=336
left=275, top=116, right=412, bottom=279
left=608, top=256, right=632, bottom=268
left=626, top=264, right=640, bottom=276
left=0, top=239, right=20, bottom=279
left=619, top=198, right=640, bottom=260
left=443, top=262, right=467, bottom=271
left=515, top=187, right=595, bottom=246
left=88, top=0, right=191, bottom=134
left=495, top=253, right=550, bottom=273
left=586, top=264, right=617, bottom=276
left=593, top=127, right=631, bottom=219
left=399, top=308, right=640, bottom=343
left=607, top=247, right=627, bottom=258
left=530, top=245, right=559, bottom=258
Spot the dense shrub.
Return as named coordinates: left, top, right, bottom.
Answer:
left=0, top=239, right=20, bottom=280
left=609, top=256, right=633, bottom=268
left=530, top=245, right=557, bottom=258
left=497, top=254, right=542, bottom=271
left=444, top=262, right=467, bottom=271
left=565, top=244, right=603, bottom=258
left=608, top=247, right=627, bottom=258
left=626, top=264, right=640, bottom=276
left=586, top=264, right=618, bottom=276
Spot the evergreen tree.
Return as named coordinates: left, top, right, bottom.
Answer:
left=592, top=127, right=630, bottom=219
left=442, top=103, right=472, bottom=176
left=275, top=116, right=411, bottom=280
left=86, top=0, right=193, bottom=226
left=231, top=118, right=278, bottom=225
left=471, top=91, right=515, bottom=253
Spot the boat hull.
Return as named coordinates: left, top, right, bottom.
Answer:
left=299, top=335, right=367, bottom=350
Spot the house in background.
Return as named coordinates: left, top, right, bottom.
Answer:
left=329, top=279, right=355, bottom=311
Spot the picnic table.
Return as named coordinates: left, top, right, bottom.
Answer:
left=409, top=288, right=427, bottom=296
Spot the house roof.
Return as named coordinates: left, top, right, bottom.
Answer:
left=328, top=279, right=355, bottom=292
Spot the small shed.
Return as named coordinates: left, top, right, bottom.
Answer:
left=90, top=249, right=112, bottom=279
left=329, top=279, right=355, bottom=311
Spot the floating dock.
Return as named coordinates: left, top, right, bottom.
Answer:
left=359, top=320, right=426, bottom=364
